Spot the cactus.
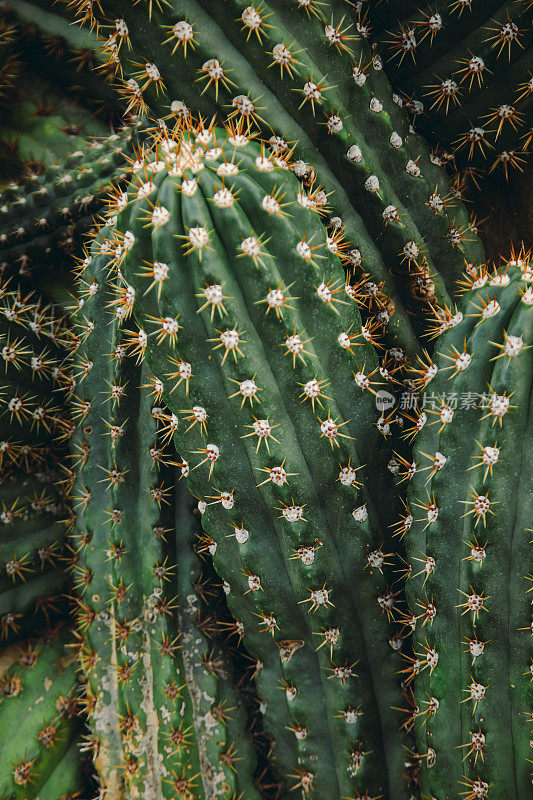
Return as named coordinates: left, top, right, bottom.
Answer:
left=400, top=252, right=533, bottom=798
left=0, top=0, right=123, bottom=177
left=361, top=0, right=532, bottom=180
left=0, top=624, right=87, bottom=800
left=63, top=0, right=495, bottom=358
left=70, top=234, right=264, bottom=799
left=0, top=277, right=74, bottom=642
left=0, top=124, right=136, bottom=282
left=75, top=117, right=416, bottom=799
left=0, top=4, right=530, bottom=800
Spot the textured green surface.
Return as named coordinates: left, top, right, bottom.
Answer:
left=65, top=0, right=492, bottom=360
left=84, top=122, right=412, bottom=799
left=403, top=257, right=533, bottom=798
left=70, top=232, right=260, bottom=798
left=0, top=280, right=73, bottom=642
left=0, top=125, right=135, bottom=283
left=0, top=626, right=86, bottom=800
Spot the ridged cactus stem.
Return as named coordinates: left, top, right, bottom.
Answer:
left=174, top=479, right=264, bottom=800
left=71, top=240, right=261, bottom=798
left=0, top=124, right=136, bottom=279
left=0, top=625, right=86, bottom=800
left=86, top=121, right=412, bottom=799
left=0, top=279, right=73, bottom=641
left=401, top=257, right=533, bottom=798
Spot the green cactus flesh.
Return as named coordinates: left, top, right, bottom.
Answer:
left=0, top=625, right=86, bottom=800
left=174, top=480, right=265, bottom=800
left=401, top=255, right=533, bottom=798
left=73, top=119, right=419, bottom=799
left=70, top=233, right=265, bottom=799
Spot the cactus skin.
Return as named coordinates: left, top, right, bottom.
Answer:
left=0, top=625, right=86, bottom=800
left=0, top=125, right=135, bottom=281
left=70, top=235, right=259, bottom=799
left=174, top=480, right=265, bottom=800
left=400, top=255, right=533, bottom=798
left=0, top=279, right=74, bottom=642
left=84, top=118, right=415, bottom=800
left=362, top=0, right=532, bottom=179
left=0, top=0, right=123, bottom=177
left=66, top=0, right=492, bottom=357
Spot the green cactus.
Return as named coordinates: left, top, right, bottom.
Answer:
left=64, top=0, right=494, bottom=358
left=0, top=0, right=123, bottom=177
left=361, top=0, right=532, bottom=179
left=70, top=233, right=265, bottom=799
left=174, top=480, right=266, bottom=800
left=401, top=254, right=533, bottom=798
left=0, top=124, right=135, bottom=284
left=0, top=277, right=74, bottom=642
left=0, top=624, right=87, bottom=800
left=76, top=118, right=416, bottom=799
left=0, top=5, right=529, bottom=800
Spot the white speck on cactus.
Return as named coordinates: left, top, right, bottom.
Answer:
left=347, top=144, right=363, bottom=163
left=352, top=505, right=368, bottom=523
left=364, top=175, right=380, bottom=193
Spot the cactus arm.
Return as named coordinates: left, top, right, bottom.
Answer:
left=70, top=244, right=127, bottom=798
left=72, top=235, right=253, bottom=798
left=0, top=282, right=73, bottom=641
left=403, top=262, right=533, bottom=798
left=101, top=125, right=413, bottom=798
left=174, top=481, right=265, bottom=800
left=0, top=126, right=135, bottom=279
left=0, top=627, right=85, bottom=800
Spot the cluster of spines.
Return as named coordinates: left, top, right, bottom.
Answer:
left=0, top=624, right=86, bottom=800
left=360, top=0, right=532, bottom=179
left=0, top=277, right=74, bottom=642
left=396, top=252, right=533, bottom=798
left=63, top=0, right=491, bottom=358
left=81, top=116, right=416, bottom=799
